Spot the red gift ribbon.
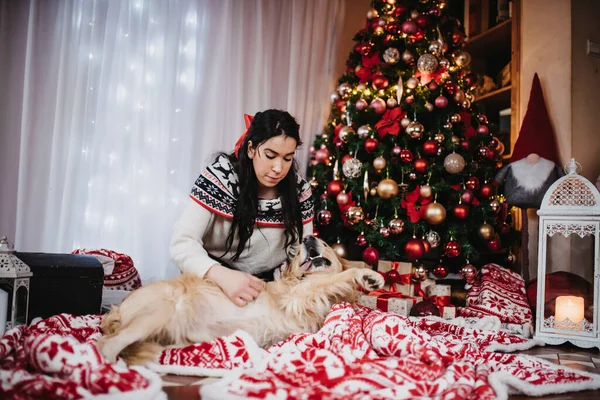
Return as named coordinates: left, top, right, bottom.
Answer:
left=378, top=261, right=411, bottom=293
left=368, top=289, right=419, bottom=312
left=414, top=281, right=452, bottom=314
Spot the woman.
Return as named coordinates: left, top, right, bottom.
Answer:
left=170, top=109, right=314, bottom=307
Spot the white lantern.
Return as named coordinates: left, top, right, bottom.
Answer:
left=534, top=159, right=600, bottom=349
left=0, top=236, right=32, bottom=332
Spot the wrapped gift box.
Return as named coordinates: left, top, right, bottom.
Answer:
left=377, top=261, right=413, bottom=295
left=358, top=291, right=422, bottom=316
left=424, top=284, right=456, bottom=319
left=442, top=305, right=457, bottom=319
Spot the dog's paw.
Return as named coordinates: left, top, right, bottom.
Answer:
left=358, top=270, right=385, bottom=292
left=97, top=339, right=119, bottom=364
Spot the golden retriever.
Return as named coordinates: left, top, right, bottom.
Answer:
left=97, top=236, right=384, bottom=365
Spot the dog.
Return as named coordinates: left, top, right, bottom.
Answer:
left=97, top=236, right=384, bottom=365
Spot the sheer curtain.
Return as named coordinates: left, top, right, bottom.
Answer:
left=0, top=0, right=344, bottom=282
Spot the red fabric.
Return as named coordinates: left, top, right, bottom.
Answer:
left=0, top=314, right=161, bottom=399
left=460, top=263, right=533, bottom=325
left=72, top=248, right=142, bottom=291
left=510, top=73, right=560, bottom=164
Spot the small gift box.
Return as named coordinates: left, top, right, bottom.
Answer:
left=424, top=284, right=455, bottom=319
left=377, top=261, right=413, bottom=295
left=441, top=305, right=457, bottom=319
left=358, top=290, right=422, bottom=316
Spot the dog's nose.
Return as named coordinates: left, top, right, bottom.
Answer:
left=303, top=235, right=316, bottom=244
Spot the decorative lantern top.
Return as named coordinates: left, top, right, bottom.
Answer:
left=0, top=236, right=32, bottom=278
left=538, top=158, right=600, bottom=216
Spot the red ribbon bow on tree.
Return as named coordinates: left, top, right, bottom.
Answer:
left=234, top=114, right=254, bottom=158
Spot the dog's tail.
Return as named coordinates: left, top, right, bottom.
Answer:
left=101, top=305, right=122, bottom=335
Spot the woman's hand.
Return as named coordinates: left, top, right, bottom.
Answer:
left=205, top=264, right=266, bottom=307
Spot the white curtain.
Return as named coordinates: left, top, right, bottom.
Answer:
left=0, top=0, right=344, bottom=282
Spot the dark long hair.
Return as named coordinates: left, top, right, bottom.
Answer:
left=224, top=109, right=303, bottom=261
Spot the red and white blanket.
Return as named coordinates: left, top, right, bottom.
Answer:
left=2, top=305, right=600, bottom=400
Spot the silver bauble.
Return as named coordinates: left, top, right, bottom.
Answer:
left=383, top=47, right=400, bottom=64
left=330, top=92, right=339, bottom=104
left=402, top=50, right=415, bottom=64
left=454, top=51, right=472, bottom=67
left=439, top=58, right=450, bottom=68
left=406, top=77, right=419, bottom=89
left=339, top=126, right=355, bottom=143
left=425, top=230, right=441, bottom=248
left=386, top=98, right=397, bottom=108
left=338, top=82, right=353, bottom=98
left=443, top=152, right=466, bottom=174
left=357, top=125, right=373, bottom=139
left=428, top=40, right=444, bottom=56
left=342, top=157, right=363, bottom=179
left=406, top=121, right=425, bottom=139
left=417, top=53, right=439, bottom=74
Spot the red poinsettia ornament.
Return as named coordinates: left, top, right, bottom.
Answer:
left=355, top=52, right=381, bottom=83
left=401, top=186, right=432, bottom=223
left=374, top=107, right=406, bottom=137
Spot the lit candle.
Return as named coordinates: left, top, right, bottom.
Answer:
left=555, top=296, right=584, bottom=324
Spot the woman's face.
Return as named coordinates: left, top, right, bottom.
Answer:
left=248, top=134, right=297, bottom=192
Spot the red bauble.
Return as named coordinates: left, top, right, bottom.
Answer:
left=405, top=95, right=415, bottom=105
left=362, top=246, right=380, bottom=265
left=315, top=148, right=330, bottom=164
left=386, top=21, right=401, bottom=34
left=372, top=73, right=389, bottom=90
left=452, top=31, right=465, bottom=44
left=401, top=20, right=417, bottom=34
left=379, top=226, right=390, bottom=238
left=487, top=236, right=501, bottom=251
left=327, top=180, right=343, bottom=197
left=386, top=269, right=400, bottom=283
left=477, top=125, right=489, bottom=135
left=465, top=176, right=480, bottom=190
left=444, top=241, right=461, bottom=258
left=354, top=41, right=373, bottom=56
left=335, top=99, right=347, bottom=113
left=479, top=184, right=493, bottom=199
left=356, top=234, right=367, bottom=247
left=414, top=158, right=428, bottom=173
left=400, top=149, right=414, bottom=163
left=364, top=138, right=379, bottom=153
left=460, top=264, right=478, bottom=284
left=444, top=82, right=458, bottom=95
left=435, top=95, right=448, bottom=108
left=342, top=154, right=353, bottom=165
left=500, top=222, right=511, bottom=234
left=433, top=264, right=449, bottom=279
left=422, top=239, right=431, bottom=254
left=453, top=204, right=470, bottom=220
left=423, top=140, right=439, bottom=156
left=478, top=146, right=490, bottom=159
left=415, top=15, right=430, bottom=28
left=461, top=189, right=474, bottom=204
left=410, top=300, right=441, bottom=317
left=460, top=140, right=470, bottom=151
left=336, top=192, right=350, bottom=205
left=486, top=148, right=496, bottom=160
left=370, top=98, right=386, bottom=114
left=316, top=209, right=332, bottom=225
left=404, top=238, right=426, bottom=260
left=428, top=81, right=438, bottom=91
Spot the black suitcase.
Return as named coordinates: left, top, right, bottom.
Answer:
left=15, top=252, right=103, bottom=323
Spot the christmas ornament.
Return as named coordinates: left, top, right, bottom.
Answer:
left=424, top=202, right=446, bottom=225
left=414, top=158, right=428, bottom=173
left=419, top=184, right=432, bottom=198
left=477, top=114, right=488, bottom=124
left=402, top=50, right=414, bottom=64
left=406, top=77, right=419, bottom=89
left=370, top=98, right=386, bottom=114
left=487, top=235, right=501, bottom=251
left=401, top=20, right=417, bottom=34
left=400, top=149, right=414, bottom=163
left=336, top=191, right=350, bottom=206
left=345, top=206, right=364, bottom=224
left=356, top=234, right=367, bottom=247
left=479, top=183, right=493, bottom=198
left=389, top=218, right=405, bottom=234
left=479, top=223, right=495, bottom=240
left=386, top=98, right=398, bottom=108
left=369, top=187, right=377, bottom=196
left=423, top=140, right=439, bottom=155
left=442, top=121, right=453, bottom=130
left=449, top=113, right=462, bottom=124
left=453, top=90, right=465, bottom=103
left=309, top=177, right=318, bottom=189
left=425, top=230, right=441, bottom=247
left=400, top=117, right=411, bottom=128
left=331, top=242, right=347, bottom=259
left=465, top=176, right=480, bottom=190
left=477, top=124, right=489, bottom=135
left=364, top=138, right=379, bottom=153
left=372, top=74, right=389, bottom=90
left=434, top=95, right=448, bottom=108
left=342, top=158, right=363, bottom=179
left=444, top=241, right=460, bottom=258
left=425, top=102, right=434, bottom=111
left=454, top=51, right=471, bottom=67
left=383, top=47, right=400, bottom=64
left=443, top=152, right=466, bottom=174
left=428, top=39, right=444, bottom=55
left=379, top=226, right=390, bottom=238
left=489, top=199, right=501, bottom=212
left=499, top=222, right=511, bottom=234
left=489, top=136, right=499, bottom=150
left=339, top=126, right=355, bottom=142
left=428, top=81, right=438, bottom=91
left=410, top=300, right=441, bottom=317
left=405, top=95, right=414, bottom=104
left=373, top=157, right=387, bottom=171
left=315, top=148, right=330, bottom=164
left=406, top=121, right=424, bottom=139
left=317, top=209, right=332, bottom=225
left=460, top=263, right=478, bottom=284
left=391, top=145, right=402, bottom=156
left=338, top=82, right=353, bottom=98
left=327, top=180, right=343, bottom=197
left=366, top=8, right=378, bottom=19
left=373, top=26, right=384, bottom=35
left=411, top=263, right=428, bottom=281
left=434, top=132, right=445, bottom=143
left=341, top=154, right=353, bottom=165
left=433, top=264, right=449, bottom=279
left=444, top=82, right=457, bottom=95
left=362, top=246, right=380, bottom=265
left=439, top=58, right=450, bottom=68
left=408, top=172, right=417, bottom=180
left=405, top=238, right=425, bottom=260
left=453, top=203, right=470, bottom=220
left=464, top=73, right=477, bottom=87
left=368, top=218, right=380, bottom=230
left=417, top=53, right=439, bottom=74
left=355, top=98, right=368, bottom=111
left=377, top=178, right=399, bottom=199
left=357, top=125, right=373, bottom=139
left=422, top=238, right=431, bottom=254
left=451, top=135, right=460, bottom=144
left=506, top=250, right=516, bottom=264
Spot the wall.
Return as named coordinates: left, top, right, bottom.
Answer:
left=333, top=0, right=371, bottom=78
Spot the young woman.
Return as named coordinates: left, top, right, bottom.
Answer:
left=170, top=109, right=314, bottom=307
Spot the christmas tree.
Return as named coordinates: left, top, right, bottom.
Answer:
left=307, top=0, right=516, bottom=282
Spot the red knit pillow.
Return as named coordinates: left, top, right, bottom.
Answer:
left=459, top=263, right=532, bottom=325
left=72, top=248, right=142, bottom=291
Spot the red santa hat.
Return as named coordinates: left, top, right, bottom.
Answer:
left=510, top=73, right=560, bottom=164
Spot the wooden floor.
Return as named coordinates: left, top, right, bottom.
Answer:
left=161, top=344, right=600, bottom=400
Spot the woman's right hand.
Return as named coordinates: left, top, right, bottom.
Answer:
left=205, top=264, right=266, bottom=307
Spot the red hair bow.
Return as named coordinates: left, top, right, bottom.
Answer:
left=234, top=114, right=254, bottom=158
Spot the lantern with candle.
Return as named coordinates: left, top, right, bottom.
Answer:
left=534, top=159, right=600, bottom=349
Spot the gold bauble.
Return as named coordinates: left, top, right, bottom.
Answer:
left=331, top=242, right=348, bottom=259
left=345, top=206, right=365, bottom=225
left=443, top=152, right=466, bottom=174
left=434, top=132, right=445, bottom=143
left=412, top=264, right=428, bottom=281
left=479, top=223, right=495, bottom=240
left=490, top=199, right=501, bottom=212
left=388, top=218, right=405, bottom=234
left=373, top=157, right=387, bottom=171
left=451, top=135, right=461, bottom=144
left=377, top=178, right=399, bottom=199
left=424, top=202, right=447, bottom=225
left=420, top=184, right=433, bottom=198
left=370, top=187, right=378, bottom=196
left=339, top=126, right=355, bottom=143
